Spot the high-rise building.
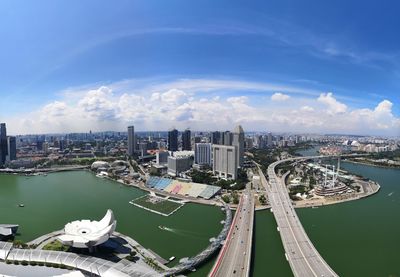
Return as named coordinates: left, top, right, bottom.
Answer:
left=167, top=155, right=193, bottom=176
left=127, top=126, right=136, bottom=156
left=168, top=128, right=178, bottom=151
left=138, top=142, right=148, bottom=157
left=267, top=132, right=273, bottom=147
left=6, top=136, right=17, bottom=162
left=245, top=137, right=253, bottom=149
left=182, top=129, right=191, bottom=150
left=210, top=131, right=221, bottom=144
left=212, top=144, right=238, bottom=179
left=223, top=131, right=232, bottom=146
left=232, top=125, right=245, bottom=167
left=195, top=143, right=212, bottom=166
left=0, top=123, right=8, bottom=165
left=256, top=135, right=266, bottom=149
left=156, top=151, right=169, bottom=165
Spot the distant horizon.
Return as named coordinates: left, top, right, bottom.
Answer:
left=2, top=124, right=396, bottom=139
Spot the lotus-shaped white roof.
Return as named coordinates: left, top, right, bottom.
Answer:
left=58, top=209, right=116, bottom=248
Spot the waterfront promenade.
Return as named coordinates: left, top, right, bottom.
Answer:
left=259, top=157, right=338, bottom=277
left=164, top=200, right=232, bottom=276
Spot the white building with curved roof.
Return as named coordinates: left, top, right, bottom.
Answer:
left=57, top=209, right=116, bottom=248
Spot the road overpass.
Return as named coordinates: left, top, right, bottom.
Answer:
left=209, top=183, right=255, bottom=277
left=259, top=156, right=339, bottom=277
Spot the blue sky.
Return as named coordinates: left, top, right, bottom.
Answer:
left=1, top=0, right=399, bottom=135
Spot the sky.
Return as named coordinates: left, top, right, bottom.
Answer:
left=0, top=0, right=399, bottom=136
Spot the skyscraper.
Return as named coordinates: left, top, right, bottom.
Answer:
left=168, top=128, right=178, bottom=151
left=223, top=131, right=232, bottom=146
left=212, top=144, right=238, bottom=179
left=6, top=136, right=16, bottom=161
left=195, top=143, right=212, bottom=166
left=232, top=125, right=245, bottom=167
left=127, top=126, right=136, bottom=156
left=210, top=131, right=221, bottom=144
left=267, top=132, right=273, bottom=147
left=0, top=123, right=8, bottom=165
left=182, top=129, right=191, bottom=150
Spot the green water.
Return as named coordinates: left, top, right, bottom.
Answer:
left=0, top=171, right=223, bottom=274
left=1, top=161, right=399, bottom=277
left=251, top=210, right=293, bottom=277
left=298, top=162, right=400, bottom=277
left=292, top=147, right=400, bottom=276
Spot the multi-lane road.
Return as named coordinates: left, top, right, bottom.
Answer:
left=209, top=183, right=255, bottom=277
left=259, top=158, right=338, bottom=277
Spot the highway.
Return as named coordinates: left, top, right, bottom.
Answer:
left=259, top=157, right=339, bottom=277
left=209, top=183, right=255, bottom=277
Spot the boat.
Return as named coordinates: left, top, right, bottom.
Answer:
left=168, top=256, right=175, bottom=262
left=18, top=204, right=25, bottom=208
left=158, top=225, right=166, bottom=230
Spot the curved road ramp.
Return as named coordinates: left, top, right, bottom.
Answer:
left=259, top=157, right=338, bottom=277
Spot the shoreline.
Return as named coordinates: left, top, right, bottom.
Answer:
left=292, top=182, right=380, bottom=209
left=343, top=159, right=400, bottom=169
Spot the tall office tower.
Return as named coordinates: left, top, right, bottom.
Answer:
left=195, top=143, right=212, bottom=166
left=182, top=129, right=191, bottom=150
left=191, top=136, right=201, bottom=150
left=232, top=125, right=245, bottom=167
left=223, top=131, right=232, bottom=146
left=0, top=123, right=8, bottom=165
left=127, top=125, right=136, bottom=156
left=267, top=132, right=273, bottom=147
left=210, top=131, right=221, bottom=144
left=168, top=128, right=178, bottom=151
left=212, top=144, right=238, bottom=179
left=256, top=135, right=265, bottom=149
left=245, top=137, right=253, bottom=149
left=6, top=136, right=16, bottom=161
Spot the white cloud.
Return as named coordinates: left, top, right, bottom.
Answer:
left=4, top=78, right=400, bottom=136
left=374, top=99, right=392, bottom=113
left=317, top=92, right=347, bottom=115
left=300, top=105, right=314, bottom=112
left=271, top=92, right=290, bottom=101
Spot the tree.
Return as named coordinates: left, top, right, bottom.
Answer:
left=259, top=194, right=267, bottom=205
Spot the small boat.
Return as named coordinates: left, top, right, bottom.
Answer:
left=168, top=256, right=175, bottom=262
left=18, top=204, right=25, bottom=208
left=158, top=225, right=166, bottom=230
left=311, top=206, right=318, bottom=209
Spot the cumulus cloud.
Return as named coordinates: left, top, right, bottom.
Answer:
left=78, top=86, right=117, bottom=120
left=317, top=92, right=347, bottom=115
left=374, top=99, right=392, bottom=113
left=4, top=78, right=400, bottom=136
left=300, top=105, right=314, bottom=112
left=271, top=92, right=290, bottom=101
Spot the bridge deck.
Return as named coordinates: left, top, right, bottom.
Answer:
left=259, top=156, right=338, bottom=277
left=210, top=185, right=255, bottom=277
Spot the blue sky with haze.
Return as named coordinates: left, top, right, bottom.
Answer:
left=1, top=0, right=399, bottom=135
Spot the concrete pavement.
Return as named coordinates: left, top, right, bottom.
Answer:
left=209, top=184, right=255, bottom=277
left=258, top=157, right=338, bottom=277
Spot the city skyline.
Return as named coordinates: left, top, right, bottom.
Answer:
left=1, top=1, right=399, bottom=136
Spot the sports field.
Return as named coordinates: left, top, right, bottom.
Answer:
left=130, top=195, right=183, bottom=216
